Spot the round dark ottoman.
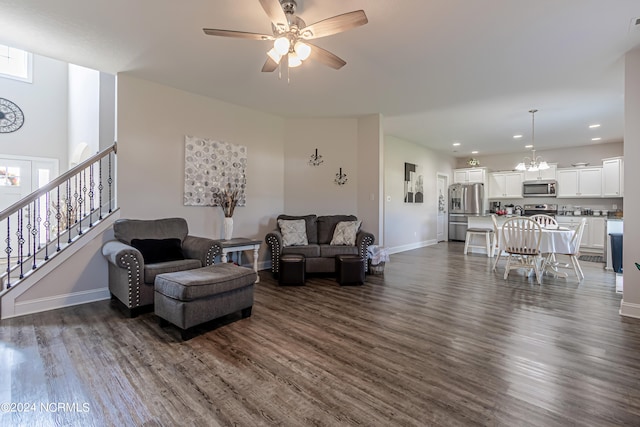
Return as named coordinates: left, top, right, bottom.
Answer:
left=335, top=254, right=365, bottom=286
left=279, top=254, right=306, bottom=286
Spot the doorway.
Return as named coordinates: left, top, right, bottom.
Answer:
left=0, top=155, right=59, bottom=211
left=436, top=173, right=448, bottom=242
left=0, top=155, right=59, bottom=250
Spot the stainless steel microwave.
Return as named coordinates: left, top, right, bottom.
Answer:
left=522, top=180, right=556, bottom=197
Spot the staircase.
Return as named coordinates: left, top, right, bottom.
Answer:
left=0, top=144, right=118, bottom=318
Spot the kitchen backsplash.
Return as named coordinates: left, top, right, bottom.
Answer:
left=488, top=197, right=623, bottom=215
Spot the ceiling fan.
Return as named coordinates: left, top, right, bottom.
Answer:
left=203, top=0, right=368, bottom=72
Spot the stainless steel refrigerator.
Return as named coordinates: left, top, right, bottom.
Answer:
left=448, top=183, right=484, bottom=241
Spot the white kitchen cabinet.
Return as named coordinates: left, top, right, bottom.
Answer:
left=488, top=171, right=523, bottom=198
left=453, top=168, right=487, bottom=184
left=602, top=157, right=623, bottom=197
left=556, top=216, right=605, bottom=252
left=556, top=167, right=602, bottom=198
left=587, top=217, right=605, bottom=251
left=523, top=164, right=557, bottom=181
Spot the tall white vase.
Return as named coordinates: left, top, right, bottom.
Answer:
left=223, top=217, right=234, bottom=240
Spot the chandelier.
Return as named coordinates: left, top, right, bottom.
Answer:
left=515, top=109, right=549, bottom=172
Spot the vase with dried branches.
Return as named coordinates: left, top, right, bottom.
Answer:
left=213, top=183, right=240, bottom=240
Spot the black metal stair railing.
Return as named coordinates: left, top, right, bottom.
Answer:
left=0, top=143, right=117, bottom=291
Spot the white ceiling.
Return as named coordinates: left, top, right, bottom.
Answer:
left=1, top=0, right=639, bottom=157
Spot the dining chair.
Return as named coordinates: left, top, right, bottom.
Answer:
left=491, top=214, right=502, bottom=271
left=553, top=217, right=587, bottom=281
left=501, top=217, right=543, bottom=284
left=530, top=214, right=558, bottom=227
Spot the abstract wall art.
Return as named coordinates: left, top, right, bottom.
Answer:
left=404, top=162, right=424, bottom=203
left=183, top=135, right=247, bottom=207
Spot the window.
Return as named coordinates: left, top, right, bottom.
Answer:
left=0, top=166, right=21, bottom=186
left=0, top=44, right=33, bottom=83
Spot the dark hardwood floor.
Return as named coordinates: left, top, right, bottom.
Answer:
left=2, top=242, right=640, bottom=426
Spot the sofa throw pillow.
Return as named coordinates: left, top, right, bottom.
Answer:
left=330, top=220, right=362, bottom=246
left=130, top=238, right=185, bottom=264
left=278, top=219, right=309, bottom=247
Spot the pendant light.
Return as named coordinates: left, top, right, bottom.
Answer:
left=515, top=109, right=550, bottom=172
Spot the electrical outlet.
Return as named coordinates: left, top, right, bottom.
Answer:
left=386, top=196, right=391, bottom=202
left=613, top=204, right=618, bottom=209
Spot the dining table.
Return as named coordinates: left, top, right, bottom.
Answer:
left=497, top=224, right=577, bottom=280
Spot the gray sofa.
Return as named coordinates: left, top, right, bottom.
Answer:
left=102, top=217, right=222, bottom=317
left=265, top=214, right=375, bottom=276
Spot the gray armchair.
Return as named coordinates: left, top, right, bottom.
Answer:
left=102, top=217, right=222, bottom=317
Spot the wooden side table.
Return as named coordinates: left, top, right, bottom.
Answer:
left=220, top=238, right=262, bottom=282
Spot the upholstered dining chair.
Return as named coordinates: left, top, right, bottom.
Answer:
left=501, top=217, right=543, bottom=284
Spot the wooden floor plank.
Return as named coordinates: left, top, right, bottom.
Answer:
left=1, top=242, right=639, bottom=426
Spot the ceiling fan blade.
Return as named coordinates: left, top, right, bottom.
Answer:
left=258, top=0, right=289, bottom=31
left=308, top=43, right=346, bottom=69
left=300, top=10, right=368, bottom=39
left=262, top=56, right=279, bottom=72
left=203, top=28, right=273, bottom=41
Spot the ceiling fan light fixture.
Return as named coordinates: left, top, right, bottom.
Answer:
left=267, top=48, right=282, bottom=64
left=274, top=36, right=290, bottom=55
left=288, top=52, right=302, bottom=67
left=294, top=41, right=311, bottom=60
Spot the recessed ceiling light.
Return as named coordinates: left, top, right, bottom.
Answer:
left=513, top=134, right=523, bottom=139
left=452, top=142, right=461, bottom=146
left=591, top=137, right=602, bottom=141
left=471, top=151, right=478, bottom=154
left=589, top=124, right=601, bottom=128
left=525, top=145, right=533, bottom=149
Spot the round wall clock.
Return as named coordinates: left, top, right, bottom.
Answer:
left=0, top=97, right=25, bottom=133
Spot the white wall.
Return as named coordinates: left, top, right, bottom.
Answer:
left=0, top=54, right=68, bottom=167
left=116, top=74, right=285, bottom=266
left=620, top=47, right=640, bottom=318
left=99, top=72, right=116, bottom=151
left=357, top=114, right=383, bottom=244
left=384, top=135, right=457, bottom=252
left=68, top=64, right=100, bottom=166
left=281, top=116, right=383, bottom=242
left=283, top=117, right=358, bottom=215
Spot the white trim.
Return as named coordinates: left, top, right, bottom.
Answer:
left=387, top=239, right=438, bottom=255
left=9, top=288, right=110, bottom=319
left=0, top=45, right=33, bottom=83
left=620, top=299, right=640, bottom=319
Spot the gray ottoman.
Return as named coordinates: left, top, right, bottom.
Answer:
left=154, top=263, right=257, bottom=340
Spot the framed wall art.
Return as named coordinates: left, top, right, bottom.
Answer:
left=404, top=162, right=424, bottom=203
left=183, top=135, right=247, bottom=207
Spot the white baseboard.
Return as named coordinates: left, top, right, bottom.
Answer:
left=619, top=298, right=640, bottom=319
left=9, top=288, right=111, bottom=319
left=387, top=240, right=438, bottom=255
